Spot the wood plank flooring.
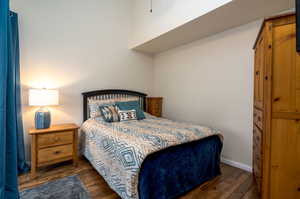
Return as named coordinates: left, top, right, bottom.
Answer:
left=19, top=158, right=260, bottom=199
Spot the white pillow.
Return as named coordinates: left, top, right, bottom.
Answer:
left=118, top=109, right=137, bottom=121
left=88, top=99, right=114, bottom=118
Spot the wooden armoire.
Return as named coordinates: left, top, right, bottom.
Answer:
left=253, top=13, right=300, bottom=199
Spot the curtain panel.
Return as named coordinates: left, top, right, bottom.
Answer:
left=1, top=1, right=29, bottom=198
left=9, top=12, right=29, bottom=175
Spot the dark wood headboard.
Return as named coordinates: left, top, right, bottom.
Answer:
left=82, top=89, right=147, bottom=122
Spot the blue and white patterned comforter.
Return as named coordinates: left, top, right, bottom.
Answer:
left=80, top=114, right=222, bottom=199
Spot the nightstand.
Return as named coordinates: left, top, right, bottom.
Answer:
left=146, top=97, right=163, bottom=117
left=29, top=123, right=80, bottom=179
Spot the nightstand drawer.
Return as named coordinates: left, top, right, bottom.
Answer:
left=38, top=144, right=73, bottom=166
left=37, top=131, right=73, bottom=149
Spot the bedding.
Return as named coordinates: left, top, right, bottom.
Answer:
left=80, top=114, right=223, bottom=199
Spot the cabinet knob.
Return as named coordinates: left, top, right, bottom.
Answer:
left=273, top=97, right=280, bottom=102
left=298, top=187, right=300, bottom=192
left=54, top=151, right=61, bottom=155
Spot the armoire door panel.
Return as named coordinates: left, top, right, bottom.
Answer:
left=270, top=119, right=300, bottom=199
left=273, top=23, right=300, bottom=113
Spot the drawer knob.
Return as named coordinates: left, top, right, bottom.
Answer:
left=54, top=151, right=61, bottom=155
left=273, top=97, right=280, bottom=102
left=54, top=137, right=60, bottom=142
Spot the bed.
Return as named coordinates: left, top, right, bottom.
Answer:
left=80, top=89, right=223, bottom=199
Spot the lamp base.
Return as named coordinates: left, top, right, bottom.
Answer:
left=35, top=107, right=51, bottom=129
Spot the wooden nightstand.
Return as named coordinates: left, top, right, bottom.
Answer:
left=29, top=123, right=80, bottom=178
left=146, top=97, right=163, bottom=117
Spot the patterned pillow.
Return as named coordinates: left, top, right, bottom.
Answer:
left=118, top=110, right=137, bottom=122
left=88, top=99, right=115, bottom=118
left=99, top=105, right=119, bottom=122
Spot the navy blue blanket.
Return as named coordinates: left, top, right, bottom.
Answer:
left=139, top=135, right=222, bottom=199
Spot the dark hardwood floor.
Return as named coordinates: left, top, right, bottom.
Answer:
left=19, top=158, right=260, bottom=199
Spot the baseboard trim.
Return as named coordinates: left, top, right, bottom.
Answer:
left=221, top=157, right=252, bottom=173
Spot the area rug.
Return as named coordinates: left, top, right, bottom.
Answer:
left=20, top=175, right=91, bottom=199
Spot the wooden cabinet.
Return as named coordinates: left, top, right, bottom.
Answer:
left=146, top=97, right=163, bottom=117
left=253, top=13, right=300, bottom=199
left=29, top=123, right=79, bottom=179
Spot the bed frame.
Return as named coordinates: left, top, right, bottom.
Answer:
left=82, top=89, right=147, bottom=122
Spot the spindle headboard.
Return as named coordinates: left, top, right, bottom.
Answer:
left=82, top=89, right=147, bottom=122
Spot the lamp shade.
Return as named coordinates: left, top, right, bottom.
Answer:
left=29, top=89, right=59, bottom=106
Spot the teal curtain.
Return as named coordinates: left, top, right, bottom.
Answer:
left=1, top=0, right=29, bottom=198
left=10, top=12, right=29, bottom=175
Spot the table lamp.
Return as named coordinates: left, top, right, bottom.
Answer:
left=29, top=89, right=59, bottom=129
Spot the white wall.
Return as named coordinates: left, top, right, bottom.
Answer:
left=9, top=0, right=272, bottom=168
left=131, top=0, right=231, bottom=48
left=153, top=20, right=262, bottom=167
left=10, top=0, right=153, bottom=159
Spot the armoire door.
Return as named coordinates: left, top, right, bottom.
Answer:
left=254, top=32, right=266, bottom=110
left=270, top=16, right=300, bottom=199
left=270, top=119, right=300, bottom=199
left=272, top=22, right=300, bottom=113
